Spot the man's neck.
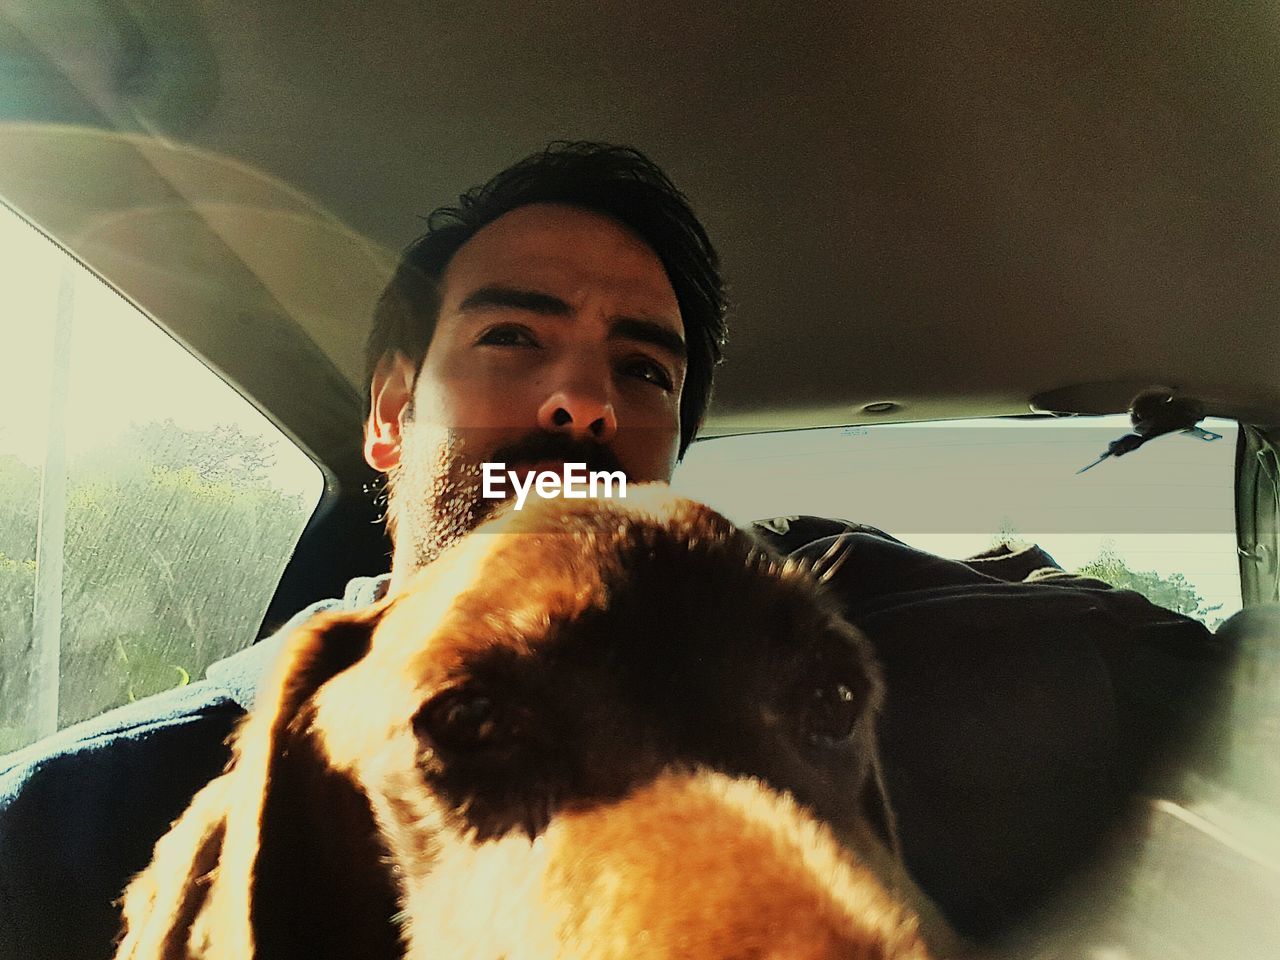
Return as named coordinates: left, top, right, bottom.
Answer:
left=387, top=541, right=417, bottom=596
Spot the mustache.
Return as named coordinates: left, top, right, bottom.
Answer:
left=488, top=433, right=626, bottom=478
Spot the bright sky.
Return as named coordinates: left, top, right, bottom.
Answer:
left=1, top=201, right=1242, bottom=624
left=0, top=202, right=322, bottom=501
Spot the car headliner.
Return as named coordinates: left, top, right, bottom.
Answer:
left=2, top=0, right=1279, bottom=488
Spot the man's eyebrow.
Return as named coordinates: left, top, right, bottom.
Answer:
left=609, top=318, right=686, bottom=360
left=457, top=285, right=571, bottom=316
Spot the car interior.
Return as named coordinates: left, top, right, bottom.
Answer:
left=2, top=1, right=1279, bottom=958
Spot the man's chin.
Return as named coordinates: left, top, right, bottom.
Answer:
left=388, top=433, right=632, bottom=582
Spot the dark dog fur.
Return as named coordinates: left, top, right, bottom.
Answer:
left=115, top=485, right=940, bottom=959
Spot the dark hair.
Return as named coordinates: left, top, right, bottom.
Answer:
left=365, top=141, right=727, bottom=457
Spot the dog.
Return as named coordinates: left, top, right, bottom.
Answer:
left=115, top=485, right=941, bottom=960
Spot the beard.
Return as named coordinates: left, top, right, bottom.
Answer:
left=386, top=419, right=628, bottom=576
left=386, top=424, right=497, bottom=574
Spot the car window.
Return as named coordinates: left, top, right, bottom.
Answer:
left=0, top=203, right=324, bottom=756
left=674, top=415, right=1241, bottom=627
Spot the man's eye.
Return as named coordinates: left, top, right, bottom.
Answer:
left=621, top=357, right=674, bottom=391
left=476, top=325, right=539, bottom=348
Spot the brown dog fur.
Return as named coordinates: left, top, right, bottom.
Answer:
left=115, top=485, right=941, bottom=960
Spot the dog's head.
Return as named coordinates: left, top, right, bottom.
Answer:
left=118, top=485, right=934, bottom=960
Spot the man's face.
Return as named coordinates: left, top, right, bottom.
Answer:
left=365, top=203, right=687, bottom=582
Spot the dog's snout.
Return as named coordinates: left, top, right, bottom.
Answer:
left=405, top=768, right=932, bottom=960
left=553, top=769, right=933, bottom=960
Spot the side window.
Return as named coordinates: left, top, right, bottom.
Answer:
left=0, top=204, right=323, bottom=756
left=673, top=417, right=1241, bottom=627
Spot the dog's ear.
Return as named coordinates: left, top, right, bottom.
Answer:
left=217, top=604, right=405, bottom=960
left=114, top=777, right=232, bottom=960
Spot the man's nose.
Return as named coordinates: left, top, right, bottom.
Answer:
left=536, top=389, right=618, bottom=443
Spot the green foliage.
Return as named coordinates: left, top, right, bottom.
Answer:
left=0, top=550, right=37, bottom=748
left=1075, top=541, right=1223, bottom=626
left=0, top=454, right=38, bottom=560
left=990, top=526, right=1224, bottom=627
left=0, top=421, right=314, bottom=753
left=72, top=419, right=279, bottom=491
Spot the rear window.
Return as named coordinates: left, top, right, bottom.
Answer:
left=0, top=204, right=324, bottom=756
left=673, top=416, right=1241, bottom=626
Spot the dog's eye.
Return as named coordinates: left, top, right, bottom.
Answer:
left=415, top=690, right=524, bottom=753
left=801, top=680, right=861, bottom=746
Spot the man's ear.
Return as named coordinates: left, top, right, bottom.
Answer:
left=364, top=352, right=418, bottom=471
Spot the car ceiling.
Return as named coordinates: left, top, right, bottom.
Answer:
left=3, top=0, right=1280, bottom=483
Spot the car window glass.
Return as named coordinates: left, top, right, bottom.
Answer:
left=674, top=415, right=1241, bottom=627
left=0, top=204, right=323, bottom=756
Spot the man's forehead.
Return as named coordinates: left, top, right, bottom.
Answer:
left=438, top=203, right=682, bottom=323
